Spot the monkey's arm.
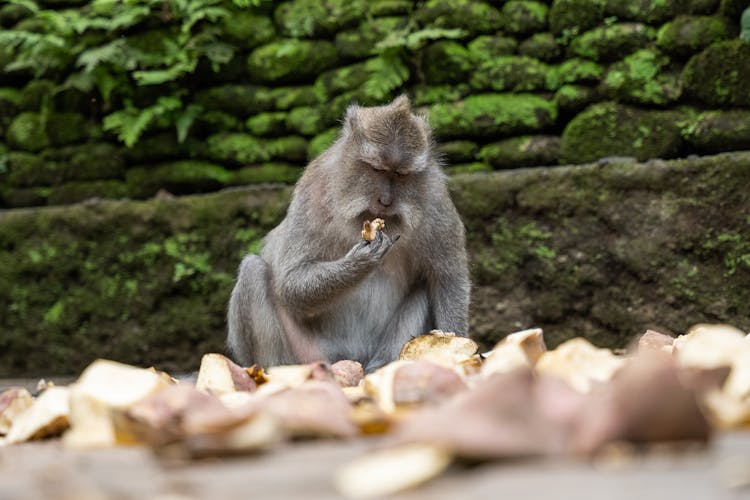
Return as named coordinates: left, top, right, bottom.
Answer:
left=426, top=220, right=471, bottom=336
left=273, top=231, right=395, bottom=317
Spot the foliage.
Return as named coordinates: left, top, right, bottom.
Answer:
left=1, top=0, right=260, bottom=147
left=742, top=7, right=750, bottom=44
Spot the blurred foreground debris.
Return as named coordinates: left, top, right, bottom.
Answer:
left=1, top=326, right=749, bottom=497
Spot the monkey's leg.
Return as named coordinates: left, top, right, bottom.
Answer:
left=365, top=288, right=430, bottom=371
left=227, top=255, right=291, bottom=366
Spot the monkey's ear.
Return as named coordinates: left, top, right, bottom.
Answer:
left=343, top=104, right=363, bottom=136
left=391, top=94, right=412, bottom=113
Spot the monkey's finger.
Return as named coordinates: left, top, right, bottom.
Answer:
left=392, top=234, right=401, bottom=244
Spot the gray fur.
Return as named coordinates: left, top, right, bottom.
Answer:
left=227, top=95, right=470, bottom=371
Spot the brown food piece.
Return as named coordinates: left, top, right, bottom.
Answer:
left=331, top=360, right=365, bottom=387
left=0, top=387, right=34, bottom=435
left=196, top=353, right=257, bottom=395
left=361, top=218, right=385, bottom=241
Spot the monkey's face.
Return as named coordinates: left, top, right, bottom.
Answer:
left=337, top=96, right=435, bottom=234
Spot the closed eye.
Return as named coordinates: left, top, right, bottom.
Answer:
left=394, top=171, right=408, bottom=177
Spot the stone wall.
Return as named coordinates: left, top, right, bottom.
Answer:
left=1, top=152, right=749, bottom=377
left=1, top=0, right=749, bottom=208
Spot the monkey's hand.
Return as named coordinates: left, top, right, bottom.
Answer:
left=346, top=230, right=399, bottom=265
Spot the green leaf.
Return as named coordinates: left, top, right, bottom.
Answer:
left=741, top=7, right=750, bottom=43
left=175, top=104, right=203, bottom=143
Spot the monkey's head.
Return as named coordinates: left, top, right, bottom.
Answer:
left=332, top=95, right=440, bottom=235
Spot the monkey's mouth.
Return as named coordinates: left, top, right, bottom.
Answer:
left=361, top=210, right=400, bottom=226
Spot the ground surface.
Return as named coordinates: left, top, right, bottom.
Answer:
left=1, top=432, right=749, bottom=499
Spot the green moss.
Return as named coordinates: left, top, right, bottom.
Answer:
left=271, top=86, right=320, bottom=110
left=502, top=1, right=549, bottom=35
left=570, top=23, right=656, bottom=61
left=546, top=59, right=604, bottom=90
left=467, top=35, right=518, bottom=64
left=428, top=93, right=558, bottom=139
left=444, top=162, right=492, bottom=175
left=274, top=0, right=366, bottom=38
left=411, top=84, right=470, bottom=106
left=549, top=0, right=605, bottom=36
left=221, top=10, right=276, bottom=50
left=194, top=85, right=275, bottom=117
left=308, top=127, right=339, bottom=159
left=126, top=161, right=233, bottom=198
left=682, top=40, right=750, bottom=107
left=19, top=80, right=55, bottom=111
left=0, top=3, right=32, bottom=27
left=422, top=41, right=473, bottom=84
left=518, top=33, right=561, bottom=62
left=314, top=61, right=371, bottom=101
left=7, top=152, right=61, bottom=187
left=43, top=143, right=125, bottom=182
left=414, top=0, right=504, bottom=34
left=197, top=111, right=242, bottom=133
left=657, top=16, right=731, bottom=58
left=471, top=56, right=549, bottom=92
left=560, top=102, right=685, bottom=163
left=231, top=163, right=304, bottom=185
left=554, top=85, right=598, bottom=115
left=369, top=0, right=413, bottom=16
left=246, top=112, right=289, bottom=136
left=247, top=40, right=338, bottom=83
left=439, top=140, right=479, bottom=163
left=46, top=113, right=89, bottom=146
left=6, top=113, right=49, bottom=152
left=682, top=110, right=750, bottom=153
left=478, top=135, right=561, bottom=168
left=266, top=136, right=308, bottom=163
left=334, top=16, right=407, bottom=59
left=47, top=180, right=129, bottom=206
left=601, top=49, right=682, bottom=106
left=206, top=133, right=269, bottom=166
left=605, top=0, right=686, bottom=24
left=286, top=106, right=327, bottom=136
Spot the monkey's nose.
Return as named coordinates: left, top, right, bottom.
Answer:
left=378, top=193, right=392, bottom=207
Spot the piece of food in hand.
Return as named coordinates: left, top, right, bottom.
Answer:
left=64, top=359, right=170, bottom=448
left=331, top=360, right=364, bottom=387
left=0, top=388, right=34, bottom=435
left=398, top=332, right=478, bottom=368
left=481, top=328, right=547, bottom=377
left=334, top=444, right=453, bottom=499
left=535, top=337, right=624, bottom=393
left=361, top=218, right=385, bottom=241
left=196, top=353, right=257, bottom=396
left=6, top=387, right=70, bottom=444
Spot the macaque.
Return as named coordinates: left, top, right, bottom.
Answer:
left=227, top=95, right=470, bottom=371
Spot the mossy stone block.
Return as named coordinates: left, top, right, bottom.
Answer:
left=195, top=85, right=275, bottom=117
left=196, top=111, right=243, bottom=134
left=19, top=80, right=55, bottom=111
left=471, top=56, right=550, bottom=92
left=657, top=16, right=732, bottom=58
left=1, top=187, right=50, bottom=207
left=47, top=180, right=129, bottom=206
left=601, top=49, right=682, bottom=106
left=546, top=59, right=605, bottom=90
left=687, top=0, right=719, bottom=14
left=231, top=163, right=304, bottom=185
left=467, top=35, right=518, bottom=64
left=411, top=84, right=471, bottom=106
left=0, top=3, right=32, bottom=28
left=334, top=17, right=407, bottom=59
left=308, top=128, right=339, bottom=159
left=271, top=86, right=320, bottom=110
left=519, top=33, right=562, bottom=62
left=6, top=112, right=49, bottom=152
left=248, top=40, right=338, bottom=83
left=43, top=143, right=125, bottom=182
left=246, top=112, right=289, bottom=137
left=561, top=102, right=685, bottom=163
left=428, top=93, right=558, bottom=139
left=286, top=107, right=328, bottom=136
left=570, top=23, right=656, bottom=61
left=314, top=61, right=371, bottom=101
left=206, top=133, right=270, bottom=166
left=549, top=0, right=605, bottom=36
left=439, top=140, right=479, bottom=163
left=423, top=41, right=473, bottom=84
left=502, top=1, right=549, bottom=36
left=369, top=0, right=413, bottom=16
left=718, top=0, right=747, bottom=17
left=7, top=152, right=61, bottom=187
left=479, top=135, right=562, bottom=168
left=221, top=11, right=275, bottom=50
left=46, top=113, right=88, bottom=146
left=445, top=162, right=492, bottom=175
left=0, top=88, right=20, bottom=126
left=604, top=0, right=688, bottom=24
left=274, top=0, right=366, bottom=38
left=554, top=84, right=599, bottom=115
left=126, top=161, right=233, bottom=198
left=683, top=110, right=750, bottom=153
left=266, top=136, right=309, bottom=163
left=415, top=0, right=504, bottom=34
left=122, top=133, right=186, bottom=164
left=682, top=40, right=750, bottom=107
